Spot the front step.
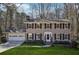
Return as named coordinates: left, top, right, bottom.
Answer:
left=43, top=41, right=53, bottom=45
left=42, top=45, right=52, bottom=47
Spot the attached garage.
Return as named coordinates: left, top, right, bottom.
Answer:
left=8, top=32, right=26, bottom=42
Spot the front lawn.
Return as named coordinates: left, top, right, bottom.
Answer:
left=0, top=45, right=79, bottom=55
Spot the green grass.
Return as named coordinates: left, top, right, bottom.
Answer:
left=0, top=45, right=79, bottom=55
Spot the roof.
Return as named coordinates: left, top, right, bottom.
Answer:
left=35, top=19, right=70, bottom=22
left=24, top=19, right=71, bottom=23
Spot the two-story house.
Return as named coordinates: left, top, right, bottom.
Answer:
left=24, top=19, right=72, bottom=44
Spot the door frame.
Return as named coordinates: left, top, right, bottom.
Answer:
left=44, top=32, right=52, bottom=42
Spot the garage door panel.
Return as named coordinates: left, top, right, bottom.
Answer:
left=8, top=33, right=25, bottom=41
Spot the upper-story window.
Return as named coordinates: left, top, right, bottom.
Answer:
left=27, top=23, right=32, bottom=28
left=32, top=23, right=34, bottom=29
left=55, top=23, right=71, bottom=29
left=35, top=23, right=39, bottom=29
left=35, top=23, right=42, bottom=29
left=44, top=23, right=50, bottom=29
left=55, top=34, right=60, bottom=40
left=57, top=24, right=60, bottom=28
left=26, top=22, right=70, bottom=29
left=60, top=23, right=63, bottom=29
left=54, top=23, right=60, bottom=29
left=40, top=23, right=42, bottom=29
left=64, top=23, right=68, bottom=29
left=64, top=23, right=71, bottom=29
left=27, top=23, right=42, bottom=29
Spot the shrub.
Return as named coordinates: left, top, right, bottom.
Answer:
left=54, top=41, right=70, bottom=44
left=70, top=41, right=78, bottom=48
left=24, top=40, right=44, bottom=45
left=1, top=37, right=7, bottom=43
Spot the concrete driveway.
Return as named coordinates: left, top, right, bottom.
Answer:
left=0, top=37, right=25, bottom=53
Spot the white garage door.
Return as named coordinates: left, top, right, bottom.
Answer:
left=8, top=33, right=26, bottom=42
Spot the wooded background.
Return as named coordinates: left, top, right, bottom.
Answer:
left=0, top=3, right=79, bottom=39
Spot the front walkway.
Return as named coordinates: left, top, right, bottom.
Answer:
left=21, top=45, right=52, bottom=48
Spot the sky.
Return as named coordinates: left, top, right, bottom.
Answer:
left=17, top=4, right=31, bottom=14
left=17, top=3, right=64, bottom=14
left=16, top=3, right=64, bottom=18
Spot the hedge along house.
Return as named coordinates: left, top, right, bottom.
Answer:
left=24, top=19, right=72, bottom=45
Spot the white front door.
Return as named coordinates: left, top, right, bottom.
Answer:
left=44, top=32, right=52, bottom=42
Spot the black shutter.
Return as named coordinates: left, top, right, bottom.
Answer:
left=63, top=23, right=64, bottom=29
left=60, top=23, right=62, bottom=29
left=40, top=33, right=42, bottom=40
left=27, top=24, right=28, bottom=29
left=54, top=23, right=56, bottom=29
left=32, top=33, right=33, bottom=40
left=35, top=23, right=36, bottom=29
left=54, top=34, right=56, bottom=40
left=40, top=23, right=42, bottom=29
left=63, top=34, right=64, bottom=40
left=27, top=33, right=28, bottom=40
left=35, top=33, right=36, bottom=40
left=50, top=23, right=52, bottom=29
left=68, top=23, right=70, bottom=29
left=45, top=23, right=46, bottom=29
left=68, top=34, right=70, bottom=40
left=60, top=34, right=61, bottom=40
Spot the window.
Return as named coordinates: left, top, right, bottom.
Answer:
left=32, top=23, right=34, bottom=29
left=56, top=34, right=60, bottom=40
left=64, top=34, right=68, bottom=39
left=56, top=24, right=59, bottom=28
left=60, top=34, right=64, bottom=40
left=40, top=23, right=42, bottom=29
left=64, top=24, right=68, bottom=28
left=54, top=34, right=60, bottom=40
left=36, top=33, right=42, bottom=40
left=60, top=23, right=70, bottom=29
left=35, top=23, right=40, bottom=29
left=44, top=23, right=50, bottom=29
left=50, top=23, right=52, bottom=29
left=27, top=23, right=32, bottom=28
left=60, top=23, right=68, bottom=29
left=39, top=33, right=42, bottom=40
left=64, top=34, right=70, bottom=40
left=54, top=23, right=59, bottom=29
left=54, top=34, right=56, bottom=40
left=68, top=34, right=70, bottom=40
left=28, top=33, right=33, bottom=40
left=60, top=23, right=62, bottom=29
